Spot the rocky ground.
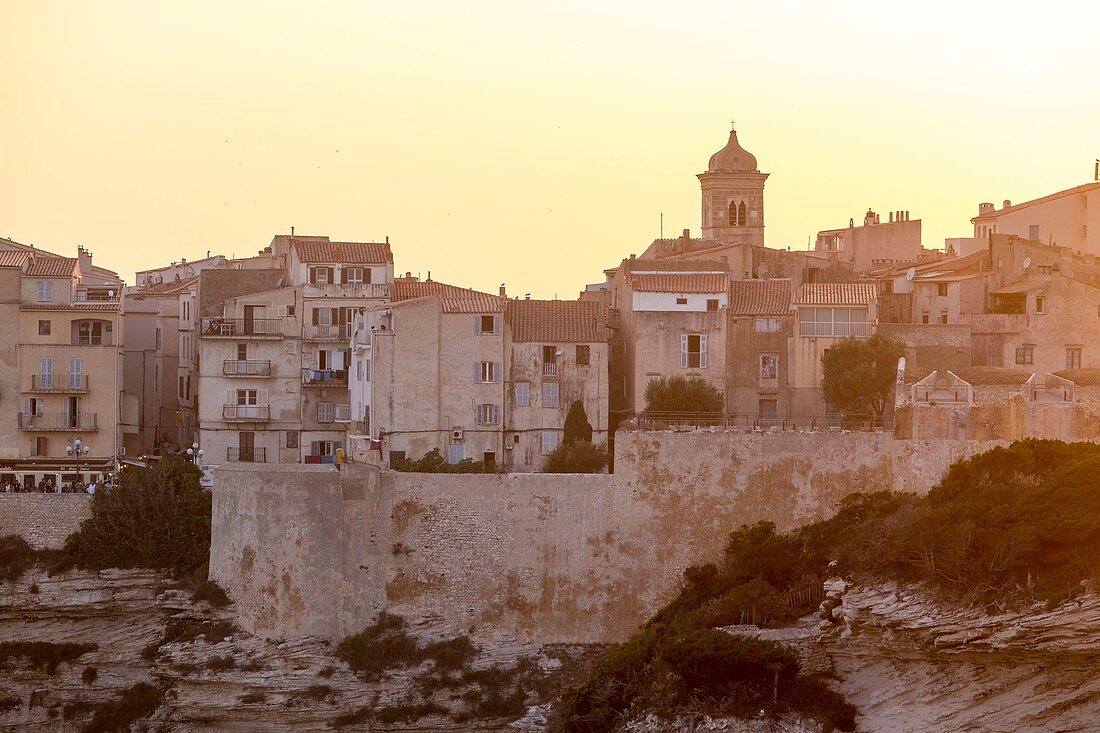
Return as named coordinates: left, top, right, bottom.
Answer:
left=0, top=567, right=599, bottom=732
left=6, top=569, right=1100, bottom=732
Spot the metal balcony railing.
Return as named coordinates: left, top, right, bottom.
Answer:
left=542, top=362, right=558, bottom=376
left=30, top=374, right=90, bottom=392
left=303, top=282, right=391, bottom=299
left=302, top=369, right=349, bottom=386
left=201, top=318, right=283, bottom=337
left=18, top=413, right=98, bottom=431
left=222, top=404, right=271, bottom=421
left=798, top=321, right=872, bottom=338
left=222, top=360, right=272, bottom=377
left=227, top=447, right=267, bottom=463
left=912, top=384, right=971, bottom=404
left=302, top=323, right=353, bottom=341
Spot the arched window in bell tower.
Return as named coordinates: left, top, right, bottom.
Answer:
left=728, top=200, right=739, bottom=226
left=738, top=201, right=747, bottom=227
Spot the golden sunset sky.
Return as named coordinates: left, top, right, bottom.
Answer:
left=2, top=1, right=1098, bottom=296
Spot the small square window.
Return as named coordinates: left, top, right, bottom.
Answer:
left=38, top=320, right=50, bottom=336
left=286, top=304, right=296, bottom=317
left=675, top=297, right=688, bottom=305
left=1035, top=296, right=1045, bottom=314
left=1015, top=347, right=1034, bottom=365
left=286, top=431, right=299, bottom=449
left=937, top=283, right=948, bottom=297
left=388, top=450, right=406, bottom=468
left=706, top=299, right=719, bottom=311
left=479, top=315, right=496, bottom=334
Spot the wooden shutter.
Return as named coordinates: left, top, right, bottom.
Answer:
left=493, top=361, right=502, bottom=383
left=474, top=363, right=481, bottom=383
left=311, top=308, right=319, bottom=326
left=493, top=315, right=501, bottom=334
left=364, top=268, right=372, bottom=284
left=340, top=267, right=348, bottom=284
left=326, top=267, right=335, bottom=283
left=492, top=404, right=500, bottom=424
left=474, top=315, right=481, bottom=334
left=700, top=335, right=708, bottom=369
left=309, top=267, right=317, bottom=284
left=680, top=334, right=689, bottom=368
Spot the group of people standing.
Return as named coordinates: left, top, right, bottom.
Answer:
left=2, top=477, right=107, bottom=494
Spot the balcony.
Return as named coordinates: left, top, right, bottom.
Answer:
left=798, top=321, right=871, bottom=338
left=303, top=282, right=391, bottom=299
left=302, top=369, right=349, bottom=387
left=222, top=404, right=271, bottom=421
left=19, top=413, right=98, bottom=431
left=227, top=447, right=267, bottom=463
left=542, top=362, right=558, bottom=377
left=201, top=318, right=283, bottom=338
left=302, top=323, right=353, bottom=341
left=223, top=360, right=272, bottom=377
left=29, top=374, right=90, bottom=393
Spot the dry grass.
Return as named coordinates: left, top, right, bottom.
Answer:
left=954, top=366, right=1030, bottom=385
left=1055, top=369, right=1100, bottom=386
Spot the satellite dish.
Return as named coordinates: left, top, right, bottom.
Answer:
left=905, top=267, right=916, bottom=282
left=1023, top=257, right=1032, bottom=269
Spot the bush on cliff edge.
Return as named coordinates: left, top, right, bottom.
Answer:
left=62, top=458, right=210, bottom=577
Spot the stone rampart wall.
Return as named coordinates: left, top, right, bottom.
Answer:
left=0, top=494, right=92, bottom=549
left=211, top=432, right=1003, bottom=645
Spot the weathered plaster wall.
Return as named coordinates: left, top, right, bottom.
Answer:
left=211, top=431, right=1001, bottom=645
left=0, top=494, right=92, bottom=549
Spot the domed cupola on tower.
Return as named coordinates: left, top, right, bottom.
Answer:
left=698, top=121, right=769, bottom=245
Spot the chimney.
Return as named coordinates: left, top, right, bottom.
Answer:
left=290, top=226, right=295, bottom=236
left=77, top=245, right=92, bottom=276
left=1002, top=200, right=1012, bottom=209
left=889, top=212, right=894, bottom=223
left=499, top=283, right=507, bottom=298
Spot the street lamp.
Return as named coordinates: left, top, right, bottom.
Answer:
left=66, top=438, right=91, bottom=458
left=185, top=441, right=204, bottom=466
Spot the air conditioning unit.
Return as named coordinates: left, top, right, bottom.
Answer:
left=452, top=429, right=464, bottom=441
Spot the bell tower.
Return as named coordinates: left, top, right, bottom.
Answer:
left=698, top=122, right=769, bottom=245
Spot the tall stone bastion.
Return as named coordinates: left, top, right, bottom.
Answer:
left=210, top=431, right=999, bottom=644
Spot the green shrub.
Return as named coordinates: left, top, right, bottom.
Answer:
left=423, top=635, right=478, bottom=672
left=81, top=682, right=163, bottom=733
left=393, top=448, right=493, bottom=473
left=142, top=619, right=237, bottom=660
left=62, top=459, right=210, bottom=577
left=693, top=578, right=794, bottom=629
left=0, top=535, right=57, bottom=582
left=542, top=440, right=607, bottom=473
left=643, top=375, right=723, bottom=413
left=663, top=629, right=797, bottom=703
left=563, top=400, right=594, bottom=445
left=336, top=613, right=423, bottom=680
left=0, top=642, right=97, bottom=675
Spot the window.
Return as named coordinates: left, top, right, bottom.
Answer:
left=754, top=318, right=780, bottom=333
left=476, top=404, right=500, bottom=425
left=798, top=308, right=870, bottom=337
left=1015, top=346, right=1034, bottom=365
left=388, top=450, right=405, bottom=468
left=318, top=401, right=335, bottom=423
left=543, top=381, right=560, bottom=408
left=477, top=361, right=501, bottom=383
left=311, top=440, right=336, bottom=457
left=316, top=308, right=333, bottom=326
left=344, top=267, right=365, bottom=284
left=542, top=345, right=558, bottom=375
left=179, top=376, right=185, bottom=400
left=310, top=266, right=333, bottom=285
left=737, top=201, right=747, bottom=226
left=940, top=311, right=949, bottom=324
left=675, top=297, right=688, bottom=305
left=38, top=320, right=50, bottom=336
left=1029, top=225, right=1040, bottom=241
left=356, top=359, right=364, bottom=382
left=515, top=382, right=530, bottom=406
left=937, top=283, right=948, bottom=297
left=237, top=343, right=248, bottom=360
left=154, top=327, right=161, bottom=350
left=760, top=354, right=778, bottom=380
left=706, top=299, right=719, bottom=312
left=75, top=320, right=105, bottom=345
left=728, top=200, right=739, bottom=226
left=1035, top=296, right=1046, bottom=314
left=39, top=357, right=53, bottom=389
left=921, top=312, right=930, bottom=324
left=36, top=281, right=53, bottom=302
left=576, top=345, right=590, bottom=365
left=681, top=333, right=707, bottom=369
left=183, top=300, right=190, bottom=320
left=286, top=431, right=299, bottom=449
left=68, top=357, right=82, bottom=389
left=1067, top=347, right=1083, bottom=370
left=541, top=430, right=561, bottom=455
left=477, top=315, right=499, bottom=334
left=33, top=437, right=47, bottom=457
left=1038, top=265, right=1052, bottom=275
left=286, top=304, right=296, bottom=317
left=23, top=398, right=43, bottom=416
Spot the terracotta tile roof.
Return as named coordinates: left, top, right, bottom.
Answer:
left=292, top=238, right=393, bottom=264
left=26, top=257, right=77, bottom=278
left=393, top=278, right=503, bottom=313
left=795, top=283, right=875, bottom=306
left=0, top=250, right=29, bottom=268
left=631, top=272, right=728, bottom=293
left=506, top=300, right=606, bottom=343
left=728, top=279, right=793, bottom=316
left=21, top=302, right=120, bottom=312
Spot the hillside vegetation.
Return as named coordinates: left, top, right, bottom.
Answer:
left=557, top=439, right=1100, bottom=732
